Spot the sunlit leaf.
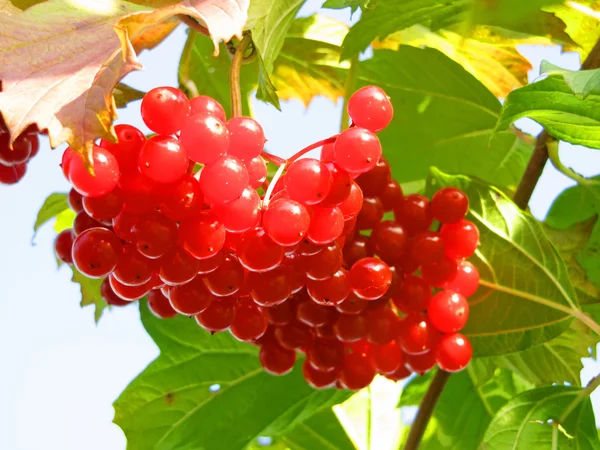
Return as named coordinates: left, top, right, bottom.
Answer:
left=545, top=0, right=600, bottom=60
left=71, top=267, right=107, bottom=323
left=113, top=82, right=145, bottom=108
left=33, top=192, right=68, bottom=237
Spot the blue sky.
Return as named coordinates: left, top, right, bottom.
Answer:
left=1, top=2, right=600, bottom=449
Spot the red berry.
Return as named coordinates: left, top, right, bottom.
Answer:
left=335, top=292, right=368, bottom=315
left=55, top=229, right=75, bottom=264
left=82, top=188, right=124, bottom=222
left=334, top=314, right=366, bottom=342
left=338, top=182, right=363, bottom=220
left=421, top=256, right=458, bottom=288
left=246, top=156, right=267, bottom=188
left=355, top=157, right=391, bottom=196
left=334, top=127, right=382, bottom=174
left=0, top=161, right=25, bottom=184
left=237, top=227, right=284, bottom=272
left=307, top=338, right=344, bottom=372
left=320, top=162, right=352, bottom=207
left=0, top=132, right=31, bottom=165
left=379, top=180, right=403, bottom=212
left=395, top=194, right=433, bottom=235
left=100, top=124, right=146, bottom=173
left=372, top=341, right=403, bottom=374
left=169, top=277, right=214, bottom=315
left=160, top=175, right=203, bottom=222
left=230, top=297, right=268, bottom=342
left=195, top=296, right=237, bottom=332
left=392, top=275, right=431, bottom=314
left=68, top=146, right=119, bottom=198
left=440, top=219, right=479, bottom=259
left=407, top=231, right=445, bottom=266
left=383, top=364, right=412, bottom=382
left=118, top=170, right=160, bottom=214
left=72, top=228, right=122, bottom=278
left=307, top=268, right=351, bottom=306
left=431, top=187, right=469, bottom=224
left=307, top=206, right=344, bottom=245
left=305, top=242, right=343, bottom=280
left=204, top=254, right=245, bottom=297
left=109, top=275, right=153, bottom=301
left=158, top=247, right=199, bottom=286
left=132, top=212, right=177, bottom=259
left=100, top=278, right=130, bottom=306
left=398, top=313, right=439, bottom=355
left=112, top=210, right=138, bottom=242
left=200, top=155, right=249, bottom=204
left=179, top=213, right=226, bottom=260
left=428, top=290, right=469, bottom=333
left=248, top=266, right=293, bottom=307
left=297, top=300, right=337, bottom=328
left=347, top=86, right=393, bottom=132
left=73, top=211, right=104, bottom=235
left=190, top=95, right=226, bottom=122
left=227, top=117, right=266, bottom=161
left=260, top=343, right=296, bottom=376
left=138, top=135, right=188, bottom=184
left=343, top=234, right=373, bottom=268
left=436, top=333, right=472, bottom=372
left=68, top=188, right=84, bottom=213
left=365, top=307, right=401, bottom=345
left=404, top=351, right=436, bottom=375
left=266, top=298, right=296, bottom=326
left=180, top=114, right=229, bottom=165
left=370, top=221, right=407, bottom=264
left=350, top=257, right=392, bottom=300
left=339, top=352, right=376, bottom=390
left=356, top=196, right=384, bottom=230
left=213, top=186, right=261, bottom=233
left=320, top=142, right=335, bottom=161
left=443, top=260, right=479, bottom=297
left=141, top=86, right=189, bottom=134
left=303, top=359, right=337, bottom=389
left=196, top=250, right=224, bottom=274
left=148, top=290, right=178, bottom=318
left=285, top=158, right=332, bottom=205
left=263, top=198, right=311, bottom=246
left=113, top=244, right=157, bottom=286
left=274, top=320, right=312, bottom=350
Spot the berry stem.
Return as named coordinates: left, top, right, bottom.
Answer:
left=230, top=33, right=252, bottom=118
left=340, top=55, right=359, bottom=132
left=263, top=162, right=286, bottom=207
left=286, top=135, right=338, bottom=164
left=261, top=151, right=286, bottom=166
left=179, top=29, right=200, bottom=98
left=513, top=36, right=600, bottom=210
left=405, top=370, right=451, bottom=450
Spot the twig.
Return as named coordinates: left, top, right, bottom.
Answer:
left=404, top=370, right=451, bottom=450
left=559, top=371, right=600, bottom=423
left=513, top=36, right=600, bottom=210
left=230, top=33, right=252, bottom=118
left=177, top=15, right=210, bottom=37
left=340, top=55, right=359, bottom=132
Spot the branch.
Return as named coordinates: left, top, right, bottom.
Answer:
left=177, top=15, right=210, bottom=37
left=230, top=33, right=252, bottom=118
left=404, top=370, right=451, bottom=450
left=513, top=36, right=600, bottom=210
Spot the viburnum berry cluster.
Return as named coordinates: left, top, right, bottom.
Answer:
left=54, top=84, right=479, bottom=390
left=0, top=121, right=40, bottom=185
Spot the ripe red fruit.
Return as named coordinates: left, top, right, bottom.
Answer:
left=379, top=180, right=403, bottom=212
left=227, top=117, right=266, bottom=161
left=72, top=228, right=122, bottom=278
left=407, top=231, right=445, bottom=266
left=158, top=247, right=199, bottom=286
left=204, top=255, right=245, bottom=297
left=347, top=86, right=393, bottom=132
left=428, top=290, right=470, bottom=333
left=0, top=162, right=26, bottom=184
left=160, top=175, right=203, bottom=221
left=195, top=296, right=237, bottom=332
left=100, top=278, right=130, bottom=306
left=305, top=242, right=343, bottom=280
left=285, top=158, right=332, bottom=205
left=200, top=155, right=249, bottom=204
left=68, top=146, right=120, bottom=198
left=196, top=250, right=224, bottom=274
left=336, top=292, right=368, bottom=315
left=334, top=314, right=366, bottom=342
left=179, top=213, right=226, bottom=260
left=372, top=341, right=403, bottom=374
left=0, top=132, right=31, bottom=165
left=395, top=194, right=433, bottom=235
left=307, top=268, right=351, bottom=306
left=296, top=300, right=336, bottom=328
left=113, top=244, right=156, bottom=286
left=147, top=290, right=178, bottom=319
left=431, top=187, right=469, bottom=224
left=303, top=359, right=337, bottom=389
left=371, top=221, right=407, bottom=264
left=249, top=266, right=293, bottom=306
left=141, top=86, right=190, bottom=134
left=100, top=124, right=146, bottom=173
left=365, top=307, right=401, bottom=345
left=68, top=188, right=84, bottom=213
left=339, top=352, right=376, bottom=390
left=320, top=162, right=352, bottom=206
left=355, top=157, right=391, bottom=196
left=55, top=229, right=75, bottom=264
left=213, top=186, right=261, bottom=233
left=440, top=219, right=479, bottom=259
left=383, top=364, right=412, bottom=382
left=307, top=338, right=344, bottom=372
left=443, top=260, right=480, bottom=297
left=404, top=351, right=436, bottom=375
left=436, top=333, right=472, bottom=372
left=338, top=182, right=363, bottom=220
left=307, top=207, right=344, bottom=245
left=263, top=198, right=311, bottom=246
left=190, top=95, right=226, bottom=122
left=356, top=196, right=384, bottom=230
left=180, top=114, right=230, bottom=165
left=73, top=211, right=104, bottom=235
left=334, top=127, right=382, bottom=174
left=82, top=188, right=124, bottom=222
left=169, top=277, right=214, bottom=315
left=266, top=299, right=296, bottom=326
left=138, top=135, right=188, bottom=184
left=274, top=320, right=312, bottom=350
left=109, top=275, right=153, bottom=301
left=392, top=275, right=431, bottom=314
left=246, top=156, right=267, bottom=188
left=230, top=297, right=268, bottom=342
left=421, top=256, right=458, bottom=288
left=118, top=169, right=160, bottom=214
left=112, top=210, right=138, bottom=242
left=350, top=257, right=392, bottom=300
left=343, top=235, right=372, bottom=268
left=398, top=313, right=439, bottom=355
left=237, top=227, right=284, bottom=272
left=259, top=343, right=296, bottom=376
left=132, top=212, right=177, bottom=259
left=320, top=142, right=335, bottom=161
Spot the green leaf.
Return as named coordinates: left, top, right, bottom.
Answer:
left=541, top=61, right=600, bottom=98
left=545, top=1, right=600, bottom=60
left=54, top=208, right=76, bottom=234
left=546, top=177, right=600, bottom=229
left=356, top=48, right=532, bottom=193
left=341, top=0, right=471, bottom=59
left=247, top=0, right=305, bottom=108
left=281, top=408, right=356, bottom=450
left=178, top=31, right=255, bottom=118
left=473, top=0, right=564, bottom=27
left=427, top=168, right=578, bottom=356
left=33, top=192, right=68, bottom=237
left=334, top=376, right=404, bottom=450
left=71, top=267, right=107, bottom=323
left=113, top=82, right=145, bottom=108
left=322, top=0, right=367, bottom=13
left=495, top=76, right=600, bottom=149
left=398, top=372, right=434, bottom=407
left=482, top=385, right=600, bottom=449
left=114, top=301, right=352, bottom=450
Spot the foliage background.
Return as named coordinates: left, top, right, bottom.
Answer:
left=2, top=1, right=600, bottom=449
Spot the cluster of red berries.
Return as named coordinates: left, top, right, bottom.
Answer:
left=0, top=122, right=40, bottom=184
left=54, top=84, right=479, bottom=390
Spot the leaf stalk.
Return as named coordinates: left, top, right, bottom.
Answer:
left=230, top=33, right=252, bottom=118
